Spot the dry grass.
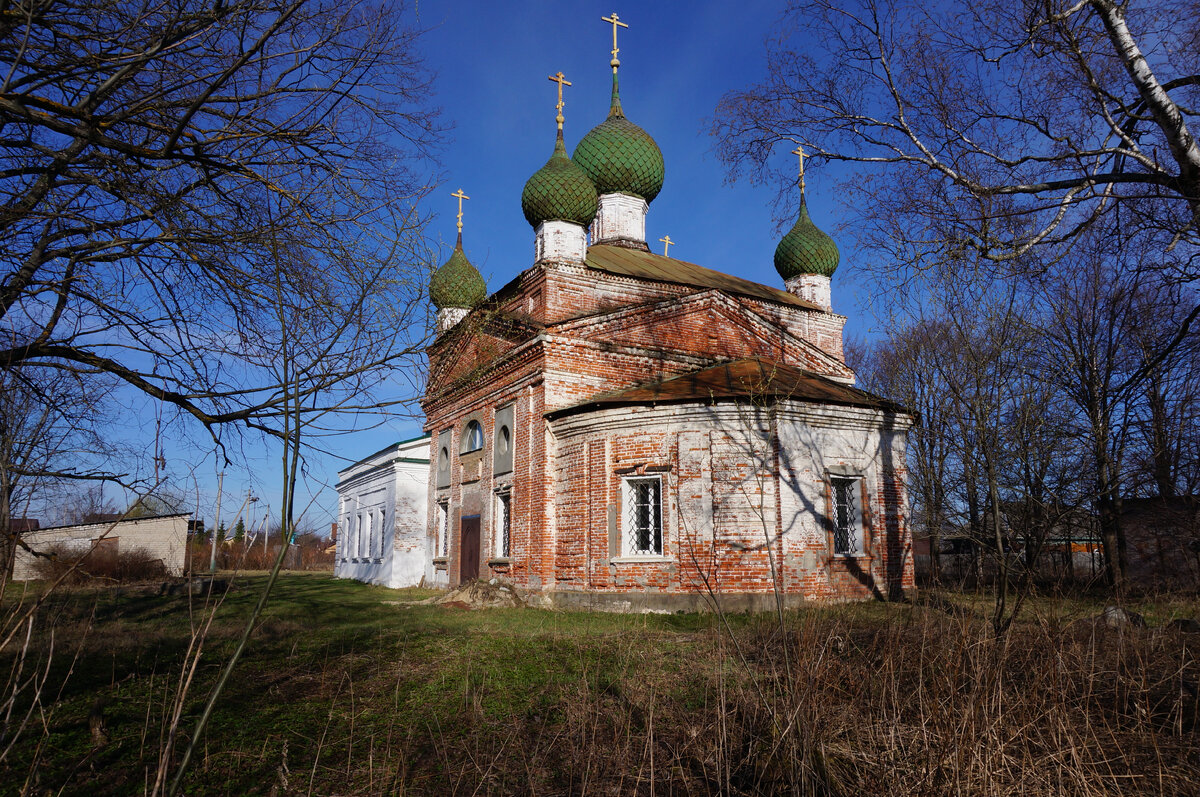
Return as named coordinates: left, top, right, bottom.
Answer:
left=189, top=538, right=333, bottom=572
left=30, top=543, right=169, bottom=585
left=0, top=576, right=1197, bottom=795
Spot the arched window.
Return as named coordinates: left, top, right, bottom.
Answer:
left=462, top=420, right=485, bottom=453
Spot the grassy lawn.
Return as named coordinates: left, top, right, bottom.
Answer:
left=1, top=575, right=1198, bottom=795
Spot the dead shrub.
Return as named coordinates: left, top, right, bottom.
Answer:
left=189, top=536, right=334, bottom=572
left=32, top=543, right=169, bottom=585
left=409, top=605, right=1200, bottom=796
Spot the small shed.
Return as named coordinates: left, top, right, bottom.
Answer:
left=11, top=513, right=191, bottom=580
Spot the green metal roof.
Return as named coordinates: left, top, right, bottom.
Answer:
left=572, top=73, right=664, bottom=202
left=585, top=244, right=821, bottom=310
left=774, top=198, right=840, bottom=279
left=521, top=133, right=599, bottom=228
left=429, top=239, right=486, bottom=309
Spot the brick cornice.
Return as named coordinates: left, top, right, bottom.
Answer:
left=549, top=399, right=914, bottom=438
left=422, top=339, right=546, bottom=422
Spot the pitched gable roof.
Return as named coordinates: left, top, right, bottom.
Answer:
left=585, top=245, right=821, bottom=311
left=425, top=310, right=542, bottom=395
left=549, top=289, right=854, bottom=380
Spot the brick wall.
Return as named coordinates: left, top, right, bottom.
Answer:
left=546, top=403, right=914, bottom=601
left=419, top=255, right=913, bottom=603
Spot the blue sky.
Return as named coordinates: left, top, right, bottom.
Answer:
left=135, top=1, right=884, bottom=534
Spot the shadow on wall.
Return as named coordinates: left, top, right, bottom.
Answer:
left=680, top=389, right=909, bottom=602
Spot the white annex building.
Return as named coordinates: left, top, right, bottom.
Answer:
left=333, top=435, right=436, bottom=589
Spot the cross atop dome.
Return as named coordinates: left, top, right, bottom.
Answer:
left=430, top=188, right=486, bottom=330
left=451, top=188, right=469, bottom=237
left=792, top=144, right=806, bottom=197
left=549, top=71, right=571, bottom=131
left=572, top=11, right=665, bottom=250
left=775, top=143, right=839, bottom=310
left=602, top=12, right=628, bottom=71
left=522, top=69, right=598, bottom=263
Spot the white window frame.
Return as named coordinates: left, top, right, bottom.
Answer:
left=375, top=507, right=387, bottom=559
left=436, top=501, right=448, bottom=558
left=830, top=476, right=864, bottom=556
left=494, top=490, right=511, bottom=558
left=462, top=420, right=485, bottom=453
left=622, top=476, right=664, bottom=556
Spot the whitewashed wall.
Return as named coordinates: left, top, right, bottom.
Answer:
left=334, top=435, right=430, bottom=588
left=11, top=514, right=190, bottom=580
left=774, top=403, right=911, bottom=597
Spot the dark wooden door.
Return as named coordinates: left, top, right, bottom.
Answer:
left=460, top=515, right=480, bottom=582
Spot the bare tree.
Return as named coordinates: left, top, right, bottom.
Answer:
left=0, top=365, right=120, bottom=574
left=1028, top=241, right=1150, bottom=591
left=0, top=7, right=441, bottom=786
left=1128, top=287, right=1200, bottom=497
left=857, top=322, right=956, bottom=584
left=714, top=0, right=1200, bottom=274
left=52, top=485, right=120, bottom=526
left=0, top=0, right=440, bottom=453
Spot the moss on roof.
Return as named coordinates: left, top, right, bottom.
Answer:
left=547, top=357, right=907, bottom=419
left=774, top=198, right=840, bottom=279
left=521, top=133, right=599, bottom=228
left=585, top=244, right=820, bottom=310
left=572, top=74, right=664, bottom=203
left=429, top=240, right=486, bottom=309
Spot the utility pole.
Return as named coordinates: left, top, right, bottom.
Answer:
left=209, top=471, right=224, bottom=574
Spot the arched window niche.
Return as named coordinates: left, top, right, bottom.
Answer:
left=461, top=419, right=485, bottom=453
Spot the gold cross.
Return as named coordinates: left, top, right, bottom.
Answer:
left=792, top=145, right=806, bottom=194
left=451, top=188, right=469, bottom=234
left=548, top=71, right=572, bottom=129
left=602, top=12, right=628, bottom=68
left=659, top=234, right=674, bottom=257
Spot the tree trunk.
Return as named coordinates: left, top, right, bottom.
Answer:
left=1096, top=447, right=1126, bottom=594
left=1146, top=370, right=1177, bottom=497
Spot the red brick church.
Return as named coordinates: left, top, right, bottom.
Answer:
left=420, top=38, right=913, bottom=611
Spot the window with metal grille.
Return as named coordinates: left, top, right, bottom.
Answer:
left=831, top=477, right=862, bottom=555
left=496, top=492, right=511, bottom=558
left=624, top=477, right=663, bottom=555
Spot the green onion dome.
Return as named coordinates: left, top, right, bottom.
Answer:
left=572, top=75, right=664, bottom=203
left=521, top=132, right=599, bottom=228
left=774, top=198, right=840, bottom=279
left=429, top=236, right=487, bottom=309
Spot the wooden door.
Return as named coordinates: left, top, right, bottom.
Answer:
left=460, top=515, right=480, bottom=582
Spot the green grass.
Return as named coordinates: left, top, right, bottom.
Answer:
left=0, top=575, right=748, bottom=795
left=0, top=575, right=1197, bottom=795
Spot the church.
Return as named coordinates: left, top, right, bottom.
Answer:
left=337, top=17, right=914, bottom=610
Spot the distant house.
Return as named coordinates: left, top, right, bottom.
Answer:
left=11, top=513, right=191, bottom=580
left=334, top=435, right=432, bottom=589
left=1122, top=496, right=1200, bottom=589
left=912, top=504, right=1103, bottom=585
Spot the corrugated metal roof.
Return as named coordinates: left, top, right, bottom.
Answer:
left=547, top=358, right=905, bottom=419
left=585, top=245, right=821, bottom=311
